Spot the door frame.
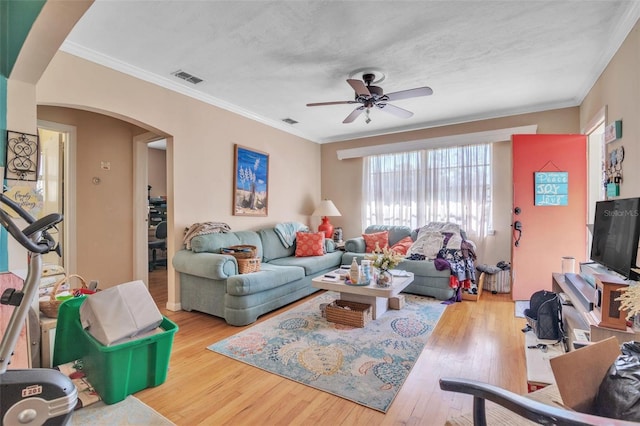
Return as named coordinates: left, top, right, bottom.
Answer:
left=133, top=132, right=155, bottom=285
left=37, top=120, right=77, bottom=275
left=133, top=133, right=174, bottom=306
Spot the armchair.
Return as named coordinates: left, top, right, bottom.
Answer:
left=440, top=377, right=638, bottom=426
left=148, top=221, right=167, bottom=271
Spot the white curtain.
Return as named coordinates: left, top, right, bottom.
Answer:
left=363, top=143, right=492, bottom=245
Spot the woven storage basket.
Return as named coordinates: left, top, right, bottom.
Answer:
left=325, top=300, right=372, bottom=328
left=225, top=245, right=257, bottom=259
left=39, top=274, right=87, bottom=318
left=237, top=258, right=261, bottom=274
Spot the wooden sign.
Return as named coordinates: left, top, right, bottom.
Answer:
left=534, top=172, right=568, bottom=206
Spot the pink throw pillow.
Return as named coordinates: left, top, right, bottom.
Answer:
left=295, top=232, right=325, bottom=257
left=391, top=236, right=413, bottom=255
left=363, top=231, right=389, bottom=253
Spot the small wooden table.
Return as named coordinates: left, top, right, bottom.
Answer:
left=311, top=271, right=414, bottom=319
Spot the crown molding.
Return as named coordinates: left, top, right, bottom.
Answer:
left=59, top=41, right=318, bottom=142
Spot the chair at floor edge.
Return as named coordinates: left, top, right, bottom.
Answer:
left=149, top=221, right=167, bottom=271
left=439, top=377, right=636, bottom=426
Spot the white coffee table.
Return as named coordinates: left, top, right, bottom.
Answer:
left=311, top=271, right=414, bottom=319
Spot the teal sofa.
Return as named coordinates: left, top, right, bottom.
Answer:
left=342, top=225, right=456, bottom=301
left=172, top=227, right=343, bottom=326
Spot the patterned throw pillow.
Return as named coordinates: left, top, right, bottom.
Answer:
left=363, top=231, right=389, bottom=253
left=390, top=236, right=413, bottom=255
left=295, top=231, right=325, bottom=257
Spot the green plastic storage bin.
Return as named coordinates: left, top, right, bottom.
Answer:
left=52, top=296, right=178, bottom=404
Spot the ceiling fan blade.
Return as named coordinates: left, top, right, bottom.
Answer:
left=384, top=86, right=433, bottom=102
left=343, top=106, right=365, bottom=123
left=306, top=101, right=356, bottom=107
left=376, top=103, right=414, bottom=119
left=347, top=79, right=371, bottom=97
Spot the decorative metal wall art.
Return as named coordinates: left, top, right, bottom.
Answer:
left=5, top=131, right=39, bottom=181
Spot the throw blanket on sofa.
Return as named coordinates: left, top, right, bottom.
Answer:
left=183, top=222, right=231, bottom=249
left=274, top=222, right=308, bottom=248
left=407, top=224, right=478, bottom=291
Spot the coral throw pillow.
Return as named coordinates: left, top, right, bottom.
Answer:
left=363, top=231, right=389, bottom=253
left=391, top=236, right=413, bottom=255
left=295, top=232, right=325, bottom=257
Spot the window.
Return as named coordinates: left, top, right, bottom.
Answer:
left=363, top=143, right=492, bottom=243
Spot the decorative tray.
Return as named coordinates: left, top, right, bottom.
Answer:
left=345, top=280, right=370, bottom=286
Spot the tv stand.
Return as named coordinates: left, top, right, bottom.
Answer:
left=552, top=273, right=640, bottom=346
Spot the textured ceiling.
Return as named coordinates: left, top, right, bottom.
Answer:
left=61, top=1, right=640, bottom=143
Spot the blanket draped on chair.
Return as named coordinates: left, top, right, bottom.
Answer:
left=274, top=222, right=308, bottom=248
left=183, top=222, right=231, bottom=249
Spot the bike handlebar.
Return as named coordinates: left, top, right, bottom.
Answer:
left=0, top=193, right=62, bottom=254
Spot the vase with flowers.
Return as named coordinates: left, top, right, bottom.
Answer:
left=366, top=243, right=405, bottom=287
left=616, top=285, right=640, bottom=321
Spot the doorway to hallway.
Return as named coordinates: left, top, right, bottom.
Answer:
left=147, top=141, right=168, bottom=278
left=37, top=121, right=77, bottom=274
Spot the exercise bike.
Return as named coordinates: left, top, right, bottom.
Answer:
left=0, top=193, right=77, bottom=425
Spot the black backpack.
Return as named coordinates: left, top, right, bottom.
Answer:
left=524, top=290, right=563, bottom=341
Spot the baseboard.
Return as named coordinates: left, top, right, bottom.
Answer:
left=166, top=301, right=181, bottom=311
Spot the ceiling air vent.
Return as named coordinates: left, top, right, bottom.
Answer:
left=171, top=70, right=204, bottom=85
left=282, top=118, right=298, bottom=125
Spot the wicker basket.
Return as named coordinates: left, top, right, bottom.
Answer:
left=325, top=300, right=372, bottom=328
left=221, top=245, right=257, bottom=259
left=39, top=274, right=87, bottom=318
left=237, top=258, right=261, bottom=274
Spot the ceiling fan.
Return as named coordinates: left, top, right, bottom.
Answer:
left=306, top=73, right=433, bottom=124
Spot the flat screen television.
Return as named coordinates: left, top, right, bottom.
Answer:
left=590, top=197, right=640, bottom=280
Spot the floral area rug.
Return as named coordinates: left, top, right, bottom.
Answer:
left=208, top=291, right=446, bottom=412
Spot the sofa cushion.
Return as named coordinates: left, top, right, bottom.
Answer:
left=191, top=231, right=262, bottom=257
left=391, top=236, right=413, bottom=255
left=268, top=251, right=343, bottom=276
left=364, top=225, right=413, bottom=246
left=295, top=231, right=325, bottom=257
left=363, top=230, right=389, bottom=252
left=324, top=238, right=336, bottom=253
left=396, top=258, right=449, bottom=277
left=344, top=237, right=366, bottom=253
left=258, top=228, right=295, bottom=262
left=226, top=263, right=305, bottom=296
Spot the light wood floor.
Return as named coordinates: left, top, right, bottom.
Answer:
left=139, top=270, right=528, bottom=425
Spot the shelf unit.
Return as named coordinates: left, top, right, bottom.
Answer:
left=148, top=198, right=166, bottom=228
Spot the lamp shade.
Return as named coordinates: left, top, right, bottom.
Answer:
left=312, top=199, right=341, bottom=217
left=313, top=200, right=341, bottom=239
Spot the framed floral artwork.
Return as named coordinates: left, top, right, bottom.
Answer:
left=5, top=131, right=39, bottom=181
left=233, top=144, right=269, bottom=216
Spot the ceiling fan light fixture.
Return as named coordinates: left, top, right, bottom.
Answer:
left=348, top=68, right=386, bottom=85
left=307, top=69, right=432, bottom=124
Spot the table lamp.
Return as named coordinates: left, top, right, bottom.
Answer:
left=312, top=199, right=341, bottom=238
